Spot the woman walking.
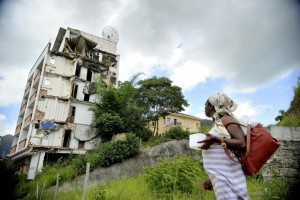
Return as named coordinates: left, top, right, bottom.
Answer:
left=199, top=93, right=251, bottom=200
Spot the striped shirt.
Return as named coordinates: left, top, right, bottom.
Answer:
left=202, top=127, right=251, bottom=200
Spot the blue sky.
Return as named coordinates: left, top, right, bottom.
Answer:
left=0, top=0, right=300, bottom=137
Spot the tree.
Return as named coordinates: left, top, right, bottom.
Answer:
left=137, top=76, right=189, bottom=135
left=91, top=74, right=148, bottom=141
left=275, top=110, right=286, bottom=122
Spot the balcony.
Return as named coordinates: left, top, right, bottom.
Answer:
left=28, top=91, right=37, bottom=106
left=10, top=145, right=17, bottom=154
left=20, top=103, right=27, bottom=116
left=24, top=114, right=32, bottom=126
left=24, top=84, right=31, bottom=97
left=34, top=71, right=41, bottom=82
left=19, top=139, right=27, bottom=150
left=15, top=123, right=22, bottom=134
left=33, top=71, right=42, bottom=88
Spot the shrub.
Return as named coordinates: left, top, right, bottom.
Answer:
left=165, top=126, right=190, bottom=140
left=14, top=173, right=29, bottom=199
left=133, top=128, right=154, bottom=142
left=144, top=155, right=202, bottom=195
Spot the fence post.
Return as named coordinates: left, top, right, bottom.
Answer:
left=36, top=182, right=39, bottom=200
left=54, top=174, right=59, bottom=200
left=83, top=162, right=90, bottom=200
left=39, top=180, right=46, bottom=200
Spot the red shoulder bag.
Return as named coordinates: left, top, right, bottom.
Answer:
left=221, top=123, right=281, bottom=176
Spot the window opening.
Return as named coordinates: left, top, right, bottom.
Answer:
left=63, top=130, right=71, bottom=148
left=174, top=119, right=177, bottom=125
left=86, top=69, right=92, bottom=81
left=78, top=141, right=84, bottom=149
left=75, top=65, right=81, bottom=77
left=84, top=94, right=90, bottom=102
left=72, top=84, right=78, bottom=98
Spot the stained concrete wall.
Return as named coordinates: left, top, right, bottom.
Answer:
left=263, top=126, right=300, bottom=181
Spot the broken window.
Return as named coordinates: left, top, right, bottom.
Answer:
left=86, top=69, right=92, bottom=81
left=86, top=50, right=102, bottom=62
left=71, top=84, right=78, bottom=98
left=75, top=65, right=81, bottom=77
left=67, top=106, right=76, bottom=123
left=63, top=130, right=71, bottom=148
left=84, top=94, right=90, bottom=102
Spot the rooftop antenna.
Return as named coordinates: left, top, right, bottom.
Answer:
left=102, top=26, right=119, bottom=43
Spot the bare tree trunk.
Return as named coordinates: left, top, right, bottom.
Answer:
left=156, top=119, right=159, bottom=135
left=153, top=121, right=157, bottom=135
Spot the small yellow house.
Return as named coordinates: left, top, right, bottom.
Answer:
left=149, top=113, right=201, bottom=135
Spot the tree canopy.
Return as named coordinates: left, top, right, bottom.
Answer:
left=91, top=75, right=189, bottom=140
left=137, top=76, right=189, bottom=134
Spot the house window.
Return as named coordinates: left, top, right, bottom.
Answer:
left=174, top=119, right=177, bottom=125
left=167, top=118, right=171, bottom=125
left=84, top=94, right=90, bottom=102
left=75, top=65, right=81, bottom=77
left=87, top=69, right=92, bottom=81
left=196, top=122, right=200, bottom=128
left=78, top=141, right=84, bottom=149
left=63, top=130, right=71, bottom=148
left=72, top=84, right=78, bottom=98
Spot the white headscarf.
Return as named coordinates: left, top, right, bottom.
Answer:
left=208, top=93, right=238, bottom=138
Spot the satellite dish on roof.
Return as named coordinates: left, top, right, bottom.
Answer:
left=102, top=26, right=119, bottom=43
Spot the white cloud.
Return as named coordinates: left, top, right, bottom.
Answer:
left=0, top=67, right=28, bottom=106
left=234, top=101, right=273, bottom=122
left=170, top=61, right=211, bottom=91
left=119, top=52, right=158, bottom=81
left=0, top=114, right=16, bottom=136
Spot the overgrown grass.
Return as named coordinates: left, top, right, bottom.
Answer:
left=27, top=155, right=293, bottom=200
left=35, top=171, right=292, bottom=200
left=278, top=112, right=300, bottom=126
left=17, top=133, right=140, bottom=199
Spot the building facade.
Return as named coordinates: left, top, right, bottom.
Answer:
left=9, top=27, right=119, bottom=179
left=149, top=113, right=201, bottom=135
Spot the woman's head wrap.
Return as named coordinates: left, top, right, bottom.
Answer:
left=207, top=93, right=238, bottom=138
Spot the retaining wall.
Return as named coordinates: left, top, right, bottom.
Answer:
left=263, top=126, right=300, bottom=181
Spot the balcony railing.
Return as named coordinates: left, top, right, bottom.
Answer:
left=20, top=103, right=27, bottom=115
left=29, top=91, right=37, bottom=105
left=34, top=71, right=42, bottom=82
left=15, top=123, right=22, bottom=134
left=10, top=145, right=17, bottom=154
left=25, top=114, right=32, bottom=126
left=19, top=139, right=27, bottom=149
left=24, top=84, right=31, bottom=96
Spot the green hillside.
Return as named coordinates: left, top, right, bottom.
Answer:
left=0, top=134, right=13, bottom=159
left=277, top=77, right=300, bottom=126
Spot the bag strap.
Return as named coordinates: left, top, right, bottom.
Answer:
left=221, top=122, right=251, bottom=161
left=221, top=137, right=239, bottom=162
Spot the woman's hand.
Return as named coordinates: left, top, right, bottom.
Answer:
left=198, top=133, right=217, bottom=150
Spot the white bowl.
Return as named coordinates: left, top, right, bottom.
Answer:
left=189, top=133, right=207, bottom=150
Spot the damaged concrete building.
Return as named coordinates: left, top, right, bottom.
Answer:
left=9, top=27, right=120, bottom=179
